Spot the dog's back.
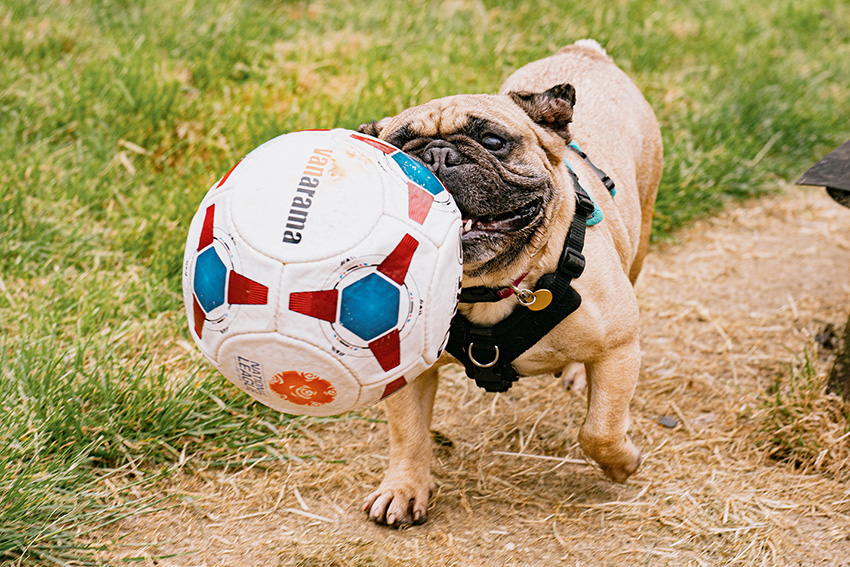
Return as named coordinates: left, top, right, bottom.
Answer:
left=499, top=40, right=662, bottom=282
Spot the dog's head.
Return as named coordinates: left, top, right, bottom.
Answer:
left=359, top=84, right=576, bottom=278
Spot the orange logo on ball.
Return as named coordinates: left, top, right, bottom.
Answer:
left=269, top=371, right=336, bottom=406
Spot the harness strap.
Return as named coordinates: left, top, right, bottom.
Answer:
left=567, top=141, right=617, bottom=196
left=445, top=181, right=595, bottom=392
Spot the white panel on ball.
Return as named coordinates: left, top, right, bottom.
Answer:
left=423, top=219, right=464, bottom=364
left=229, top=130, right=386, bottom=264
left=183, top=190, right=283, bottom=361
left=217, top=333, right=361, bottom=417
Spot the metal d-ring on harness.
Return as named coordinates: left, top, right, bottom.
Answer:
left=444, top=143, right=616, bottom=393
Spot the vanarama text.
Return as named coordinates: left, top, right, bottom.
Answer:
left=283, top=147, right=333, bottom=244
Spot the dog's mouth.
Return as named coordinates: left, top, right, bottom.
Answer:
left=460, top=198, right=543, bottom=236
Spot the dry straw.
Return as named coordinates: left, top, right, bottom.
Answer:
left=97, top=187, right=850, bottom=566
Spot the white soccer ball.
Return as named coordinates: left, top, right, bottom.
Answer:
left=182, top=129, right=462, bottom=416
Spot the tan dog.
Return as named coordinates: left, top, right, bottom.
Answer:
left=358, top=40, right=662, bottom=527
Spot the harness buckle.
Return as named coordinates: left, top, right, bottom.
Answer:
left=575, top=190, right=596, bottom=215
left=560, top=248, right=586, bottom=279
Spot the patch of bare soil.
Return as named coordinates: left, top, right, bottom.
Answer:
left=101, top=185, right=850, bottom=566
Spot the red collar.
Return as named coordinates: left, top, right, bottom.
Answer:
left=460, top=272, right=529, bottom=303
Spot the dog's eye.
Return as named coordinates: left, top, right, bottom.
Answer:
left=481, top=135, right=505, bottom=152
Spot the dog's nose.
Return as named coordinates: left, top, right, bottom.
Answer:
left=421, top=143, right=463, bottom=173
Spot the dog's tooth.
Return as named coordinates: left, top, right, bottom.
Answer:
left=463, top=219, right=473, bottom=233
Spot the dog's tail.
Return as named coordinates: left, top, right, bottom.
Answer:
left=558, top=39, right=612, bottom=61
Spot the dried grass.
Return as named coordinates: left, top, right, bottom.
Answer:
left=94, top=186, right=850, bottom=566
left=748, top=351, right=850, bottom=478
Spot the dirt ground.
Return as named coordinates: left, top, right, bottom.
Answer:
left=102, top=184, right=850, bottom=566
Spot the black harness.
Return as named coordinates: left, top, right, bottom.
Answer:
left=445, top=144, right=614, bottom=392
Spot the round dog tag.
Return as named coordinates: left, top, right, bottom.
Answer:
left=513, top=286, right=553, bottom=311
left=526, top=289, right=553, bottom=311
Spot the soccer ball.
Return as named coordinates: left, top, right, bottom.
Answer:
left=182, top=129, right=462, bottom=416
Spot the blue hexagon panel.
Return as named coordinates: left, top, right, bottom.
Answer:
left=339, top=273, right=399, bottom=341
left=194, top=247, right=227, bottom=313
left=391, top=152, right=445, bottom=195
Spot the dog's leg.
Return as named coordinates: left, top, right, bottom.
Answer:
left=559, top=362, right=587, bottom=393
left=579, top=339, right=642, bottom=482
left=362, top=365, right=439, bottom=526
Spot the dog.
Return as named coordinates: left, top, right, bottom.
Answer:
left=358, top=39, right=663, bottom=527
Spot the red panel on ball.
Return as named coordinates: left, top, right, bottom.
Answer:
left=350, top=133, right=396, bottom=155
left=377, top=234, right=419, bottom=286
left=369, top=329, right=401, bottom=371
left=227, top=271, right=269, bottom=305
left=289, top=290, right=339, bottom=322
left=408, top=182, right=434, bottom=224
left=192, top=295, right=205, bottom=338
left=216, top=158, right=242, bottom=188
left=381, top=376, right=407, bottom=399
left=198, top=204, right=215, bottom=251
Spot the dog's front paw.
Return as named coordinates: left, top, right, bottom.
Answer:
left=362, top=473, right=435, bottom=527
left=598, top=441, right=641, bottom=483
left=580, top=432, right=642, bottom=483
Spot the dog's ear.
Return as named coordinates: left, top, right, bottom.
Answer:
left=508, top=83, right=576, bottom=141
left=357, top=117, right=390, bottom=138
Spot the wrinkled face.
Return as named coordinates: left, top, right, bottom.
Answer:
left=364, top=94, right=567, bottom=276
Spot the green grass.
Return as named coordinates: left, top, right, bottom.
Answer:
left=0, top=339, right=306, bottom=565
left=1, top=0, right=849, bottom=563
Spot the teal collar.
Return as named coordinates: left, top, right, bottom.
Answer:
left=563, top=154, right=604, bottom=226
left=563, top=141, right=618, bottom=227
